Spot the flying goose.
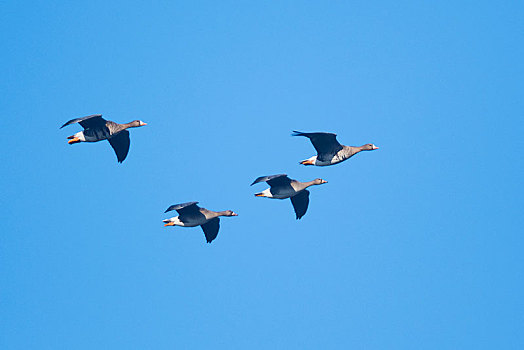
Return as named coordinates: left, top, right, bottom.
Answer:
left=60, top=114, right=147, bottom=163
left=292, top=131, right=378, bottom=166
left=251, top=174, right=327, bottom=219
left=163, top=202, right=238, bottom=243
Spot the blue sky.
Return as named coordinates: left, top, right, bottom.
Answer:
left=1, top=1, right=523, bottom=348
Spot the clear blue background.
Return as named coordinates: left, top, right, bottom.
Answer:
left=1, top=1, right=523, bottom=348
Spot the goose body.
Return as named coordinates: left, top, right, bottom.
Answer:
left=251, top=174, right=327, bottom=219
left=60, top=114, right=147, bottom=163
left=292, top=131, right=378, bottom=166
left=162, top=202, right=238, bottom=243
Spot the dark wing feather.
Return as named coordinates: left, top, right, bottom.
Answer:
left=108, top=130, right=130, bottom=163
left=60, top=114, right=106, bottom=129
left=250, top=174, right=291, bottom=187
left=290, top=190, right=310, bottom=220
left=267, top=175, right=293, bottom=188
left=201, top=217, right=220, bottom=243
left=164, top=202, right=200, bottom=214
left=292, top=131, right=343, bottom=156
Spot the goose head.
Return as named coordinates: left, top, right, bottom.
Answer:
left=362, top=143, right=379, bottom=151
left=128, top=120, right=147, bottom=128
left=313, top=178, right=328, bottom=185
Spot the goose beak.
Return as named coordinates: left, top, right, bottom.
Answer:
left=141, top=122, right=147, bottom=126
left=372, top=145, right=379, bottom=150
left=255, top=193, right=265, bottom=197
left=300, top=159, right=315, bottom=165
left=164, top=222, right=175, bottom=226
left=231, top=212, right=238, bottom=216
left=321, top=180, right=328, bottom=184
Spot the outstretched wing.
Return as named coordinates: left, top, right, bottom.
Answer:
left=250, top=174, right=291, bottom=187
left=60, top=114, right=106, bottom=129
left=164, top=202, right=200, bottom=215
left=292, top=131, right=343, bottom=156
left=108, top=130, right=130, bottom=163
left=290, top=190, right=310, bottom=220
left=201, top=217, right=220, bottom=243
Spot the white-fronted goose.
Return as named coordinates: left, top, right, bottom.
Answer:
left=251, top=174, right=327, bottom=219
left=60, top=114, right=147, bottom=163
left=162, top=202, right=238, bottom=243
left=292, top=131, right=378, bottom=166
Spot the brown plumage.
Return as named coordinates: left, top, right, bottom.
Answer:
left=251, top=174, right=327, bottom=219
left=292, top=131, right=378, bottom=166
left=60, top=114, right=146, bottom=163
left=162, top=202, right=238, bottom=243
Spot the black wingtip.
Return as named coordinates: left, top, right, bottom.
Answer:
left=291, top=130, right=303, bottom=136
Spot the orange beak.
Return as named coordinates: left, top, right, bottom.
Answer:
left=255, top=193, right=265, bottom=197
left=300, top=159, right=314, bottom=165
left=164, top=222, right=175, bottom=226
left=68, top=138, right=80, bottom=144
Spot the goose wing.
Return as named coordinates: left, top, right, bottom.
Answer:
left=290, top=190, right=310, bottom=220
left=60, top=114, right=107, bottom=129
left=165, top=202, right=201, bottom=215
left=108, top=130, right=130, bottom=163
left=250, top=174, right=292, bottom=187
left=292, top=131, right=343, bottom=156
left=201, top=217, right=220, bottom=243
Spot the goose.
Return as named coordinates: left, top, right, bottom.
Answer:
left=162, top=202, right=238, bottom=243
left=60, top=114, right=147, bottom=163
left=251, top=174, right=327, bottom=219
left=292, top=131, right=378, bottom=166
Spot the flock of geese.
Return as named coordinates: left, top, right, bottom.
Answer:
left=61, top=114, right=379, bottom=243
